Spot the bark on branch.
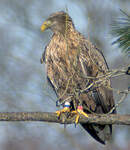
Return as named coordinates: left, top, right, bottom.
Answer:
left=0, top=112, right=130, bottom=125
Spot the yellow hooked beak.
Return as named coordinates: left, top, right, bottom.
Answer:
left=41, top=20, right=52, bottom=32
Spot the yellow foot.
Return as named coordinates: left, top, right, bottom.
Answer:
left=72, top=106, right=88, bottom=124
left=56, top=107, right=70, bottom=118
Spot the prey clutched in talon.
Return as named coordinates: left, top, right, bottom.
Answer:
left=72, top=105, right=88, bottom=125
left=56, top=102, right=71, bottom=118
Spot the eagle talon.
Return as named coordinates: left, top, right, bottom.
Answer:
left=72, top=105, right=88, bottom=125
left=56, top=107, right=70, bottom=118
left=56, top=102, right=71, bottom=118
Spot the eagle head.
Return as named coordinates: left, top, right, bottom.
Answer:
left=41, top=11, right=74, bottom=35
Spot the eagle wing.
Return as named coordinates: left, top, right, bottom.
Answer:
left=77, top=40, right=115, bottom=144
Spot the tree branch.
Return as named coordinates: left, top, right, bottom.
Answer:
left=0, top=112, right=130, bottom=125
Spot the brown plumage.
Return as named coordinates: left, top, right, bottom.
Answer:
left=41, top=11, right=116, bottom=144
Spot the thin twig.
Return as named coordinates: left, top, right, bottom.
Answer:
left=108, top=93, right=128, bottom=114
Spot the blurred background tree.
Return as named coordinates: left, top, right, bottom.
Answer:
left=111, top=10, right=130, bottom=56
left=0, top=0, right=129, bottom=150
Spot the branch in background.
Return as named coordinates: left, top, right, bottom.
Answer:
left=0, top=112, right=130, bottom=125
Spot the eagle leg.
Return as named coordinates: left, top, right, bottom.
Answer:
left=72, top=105, right=88, bottom=124
left=56, top=102, right=70, bottom=118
